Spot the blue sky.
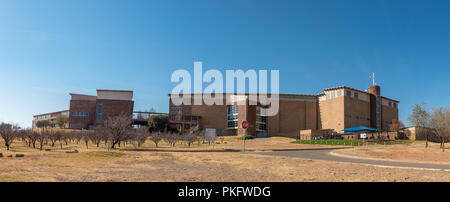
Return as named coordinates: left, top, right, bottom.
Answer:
left=0, top=0, right=449, bottom=127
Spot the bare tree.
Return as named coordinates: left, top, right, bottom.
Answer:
left=184, top=133, right=198, bottom=147
left=57, top=131, right=65, bottom=149
left=82, top=130, right=90, bottom=149
left=103, top=113, right=132, bottom=149
left=132, top=126, right=149, bottom=148
left=430, top=107, right=450, bottom=152
left=0, top=122, right=20, bottom=150
left=164, top=132, right=180, bottom=147
left=389, top=119, right=404, bottom=132
left=92, top=127, right=106, bottom=147
left=26, top=130, right=39, bottom=148
left=149, top=132, right=163, bottom=147
left=408, top=103, right=431, bottom=148
left=37, top=129, right=48, bottom=151
left=48, top=129, right=59, bottom=148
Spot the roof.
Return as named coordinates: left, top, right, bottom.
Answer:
left=33, top=110, right=69, bottom=117
left=69, top=93, right=97, bottom=97
left=342, top=126, right=377, bottom=132
left=323, top=86, right=399, bottom=103
left=168, top=93, right=317, bottom=97
left=323, top=86, right=369, bottom=95
left=168, top=86, right=399, bottom=102
left=97, top=89, right=133, bottom=93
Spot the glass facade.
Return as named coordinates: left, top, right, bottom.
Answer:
left=256, top=106, right=267, bottom=132
left=376, top=96, right=381, bottom=130
left=71, top=112, right=89, bottom=118
left=97, top=101, right=103, bottom=123
left=227, top=105, right=238, bottom=129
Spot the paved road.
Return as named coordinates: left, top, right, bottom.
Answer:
left=254, top=149, right=450, bottom=171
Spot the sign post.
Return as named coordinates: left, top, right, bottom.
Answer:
left=242, top=121, right=248, bottom=152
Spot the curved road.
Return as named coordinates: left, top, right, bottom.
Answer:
left=254, top=149, right=450, bottom=171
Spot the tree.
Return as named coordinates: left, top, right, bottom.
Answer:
left=430, top=107, right=450, bottom=152
left=82, top=130, right=90, bottom=149
left=408, top=103, right=431, bottom=148
left=148, top=115, right=169, bottom=132
left=26, top=130, right=39, bottom=148
left=36, top=120, right=50, bottom=128
left=37, top=129, right=48, bottom=151
left=103, top=113, right=132, bottom=149
left=56, top=115, right=69, bottom=129
left=48, top=129, right=59, bottom=147
left=149, top=132, right=163, bottom=147
left=92, top=127, right=107, bottom=147
left=389, top=119, right=404, bottom=133
left=132, top=126, right=150, bottom=148
left=0, top=122, right=20, bottom=150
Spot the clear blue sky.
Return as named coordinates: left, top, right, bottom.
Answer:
left=1, top=0, right=449, bottom=128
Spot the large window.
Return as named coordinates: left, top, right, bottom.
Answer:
left=227, top=106, right=238, bottom=129
left=71, top=112, right=89, bottom=118
left=97, top=101, right=103, bottom=123
left=256, top=107, right=267, bottom=132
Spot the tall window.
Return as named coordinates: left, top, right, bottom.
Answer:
left=97, top=101, right=103, bottom=123
left=256, top=107, right=267, bottom=131
left=227, top=106, right=238, bottom=129
left=376, top=96, right=381, bottom=130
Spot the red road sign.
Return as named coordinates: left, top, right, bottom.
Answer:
left=242, top=121, right=248, bottom=129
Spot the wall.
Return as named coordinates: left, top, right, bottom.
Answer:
left=69, top=100, right=97, bottom=129
left=319, top=96, right=345, bottom=132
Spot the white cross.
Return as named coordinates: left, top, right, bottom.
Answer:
left=370, top=72, right=376, bottom=86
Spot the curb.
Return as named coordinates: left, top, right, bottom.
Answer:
left=329, top=151, right=450, bottom=166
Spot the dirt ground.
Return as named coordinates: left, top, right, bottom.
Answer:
left=1, top=137, right=450, bottom=182
left=335, top=141, right=450, bottom=165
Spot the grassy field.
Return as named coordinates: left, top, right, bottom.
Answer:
left=1, top=137, right=450, bottom=182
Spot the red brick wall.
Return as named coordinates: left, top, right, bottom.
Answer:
left=69, top=100, right=97, bottom=129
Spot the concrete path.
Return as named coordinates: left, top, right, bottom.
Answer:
left=254, top=149, right=450, bottom=171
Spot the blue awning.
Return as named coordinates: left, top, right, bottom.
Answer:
left=342, top=126, right=377, bottom=132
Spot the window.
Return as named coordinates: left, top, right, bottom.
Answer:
left=97, top=101, right=103, bottom=123
left=346, top=91, right=352, bottom=97
left=393, top=103, right=397, bottom=108
left=256, top=107, right=267, bottom=131
left=227, top=106, right=239, bottom=129
left=354, top=92, right=359, bottom=99
left=389, top=101, right=392, bottom=107
left=71, top=112, right=88, bottom=118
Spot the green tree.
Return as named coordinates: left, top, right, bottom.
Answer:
left=36, top=120, right=50, bottom=128
left=408, top=102, right=431, bottom=148
left=148, top=115, right=169, bottom=132
left=56, top=115, right=69, bottom=129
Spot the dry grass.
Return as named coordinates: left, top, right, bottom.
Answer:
left=1, top=137, right=450, bottom=182
left=335, top=141, right=450, bottom=164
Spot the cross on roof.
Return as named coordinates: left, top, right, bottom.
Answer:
left=370, top=72, right=376, bottom=86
